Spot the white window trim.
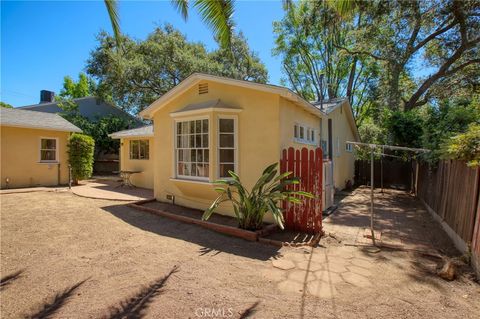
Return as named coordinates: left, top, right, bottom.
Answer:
left=294, top=123, right=318, bottom=146
left=129, top=139, right=150, bottom=160
left=345, top=143, right=353, bottom=152
left=217, top=115, right=238, bottom=179
left=173, top=115, right=211, bottom=182
left=38, top=137, right=59, bottom=164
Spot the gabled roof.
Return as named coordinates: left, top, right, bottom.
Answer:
left=109, top=125, right=153, bottom=139
left=139, top=73, right=326, bottom=120
left=138, top=73, right=360, bottom=142
left=17, top=96, right=142, bottom=125
left=1, top=107, right=82, bottom=133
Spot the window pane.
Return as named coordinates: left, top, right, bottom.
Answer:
left=41, top=139, right=56, bottom=149
left=195, top=120, right=202, bottom=133
left=220, top=149, right=234, bottom=163
left=204, top=150, right=209, bottom=162
left=294, top=125, right=298, bottom=138
left=202, top=134, right=208, bottom=148
left=219, top=119, right=234, bottom=133
left=219, top=163, right=234, bottom=178
left=203, top=119, right=208, bottom=132
left=41, top=150, right=56, bottom=161
left=182, top=122, right=189, bottom=134
left=191, top=163, right=197, bottom=176
left=203, top=164, right=209, bottom=177
left=189, top=135, right=195, bottom=148
left=189, top=121, right=195, bottom=134
left=191, top=149, right=196, bottom=162
left=197, top=164, right=208, bottom=177
left=178, top=162, right=184, bottom=175
left=177, top=122, right=182, bottom=134
left=195, top=134, right=202, bottom=148
left=177, top=136, right=182, bottom=148
left=197, top=150, right=203, bottom=162
left=220, top=134, right=234, bottom=148
left=300, top=127, right=304, bottom=139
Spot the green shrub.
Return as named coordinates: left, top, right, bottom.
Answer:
left=441, top=123, right=480, bottom=167
left=202, top=163, right=313, bottom=231
left=68, top=133, right=95, bottom=184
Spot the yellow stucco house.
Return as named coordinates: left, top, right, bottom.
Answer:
left=110, top=73, right=360, bottom=216
left=1, top=107, right=82, bottom=189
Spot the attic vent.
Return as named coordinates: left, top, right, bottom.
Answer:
left=198, top=83, right=209, bottom=95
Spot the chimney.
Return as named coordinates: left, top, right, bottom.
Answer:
left=40, top=90, right=55, bottom=103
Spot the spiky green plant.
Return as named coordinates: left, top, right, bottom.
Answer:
left=202, top=163, right=314, bottom=231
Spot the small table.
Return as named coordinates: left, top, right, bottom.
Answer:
left=116, top=170, right=142, bottom=188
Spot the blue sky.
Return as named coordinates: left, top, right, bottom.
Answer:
left=1, top=0, right=285, bottom=106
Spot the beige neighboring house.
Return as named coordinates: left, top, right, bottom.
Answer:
left=109, top=125, right=154, bottom=189
left=110, top=73, right=360, bottom=219
left=0, top=107, right=82, bottom=189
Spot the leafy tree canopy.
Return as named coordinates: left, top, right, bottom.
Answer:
left=59, top=73, right=97, bottom=99
left=0, top=101, right=13, bottom=108
left=86, top=25, right=268, bottom=114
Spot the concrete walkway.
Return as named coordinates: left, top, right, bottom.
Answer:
left=71, top=180, right=153, bottom=201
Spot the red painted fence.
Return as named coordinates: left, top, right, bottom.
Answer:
left=280, top=147, right=323, bottom=234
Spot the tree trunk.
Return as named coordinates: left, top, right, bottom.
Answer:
left=346, top=56, right=358, bottom=104
left=387, top=63, right=402, bottom=110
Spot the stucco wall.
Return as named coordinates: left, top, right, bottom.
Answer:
left=0, top=126, right=70, bottom=188
left=279, top=97, right=321, bottom=150
left=119, top=137, right=154, bottom=189
left=328, top=104, right=356, bottom=190
left=152, top=80, right=280, bottom=219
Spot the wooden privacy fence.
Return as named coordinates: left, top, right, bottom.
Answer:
left=417, top=160, right=480, bottom=245
left=355, top=159, right=413, bottom=190
left=280, top=147, right=323, bottom=234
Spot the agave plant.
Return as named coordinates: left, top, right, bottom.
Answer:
left=202, top=163, right=314, bottom=231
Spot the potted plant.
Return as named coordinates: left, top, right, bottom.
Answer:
left=202, top=163, right=313, bottom=231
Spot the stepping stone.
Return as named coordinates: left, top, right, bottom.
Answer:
left=272, top=259, right=295, bottom=270
left=307, top=280, right=337, bottom=298
left=314, top=270, right=344, bottom=284
left=288, top=270, right=315, bottom=283
left=277, top=279, right=305, bottom=294
left=297, top=260, right=324, bottom=272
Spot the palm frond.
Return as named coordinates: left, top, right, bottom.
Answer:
left=193, top=0, right=235, bottom=49
left=171, top=0, right=189, bottom=20
left=104, top=0, right=121, bottom=47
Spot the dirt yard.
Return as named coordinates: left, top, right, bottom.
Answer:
left=1, top=189, right=479, bottom=318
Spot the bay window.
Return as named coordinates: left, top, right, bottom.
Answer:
left=175, top=119, right=209, bottom=179
left=218, top=117, right=237, bottom=178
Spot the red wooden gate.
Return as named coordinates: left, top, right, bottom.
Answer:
left=280, top=147, right=323, bottom=234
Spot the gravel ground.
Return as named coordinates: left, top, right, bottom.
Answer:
left=1, top=191, right=479, bottom=318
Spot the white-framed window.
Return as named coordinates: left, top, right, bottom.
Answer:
left=39, top=138, right=58, bottom=162
left=345, top=143, right=353, bottom=152
left=175, top=118, right=209, bottom=180
left=130, top=140, right=149, bottom=160
left=218, top=116, right=237, bottom=178
left=294, top=123, right=317, bottom=145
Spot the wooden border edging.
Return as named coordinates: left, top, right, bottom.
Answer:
left=127, top=203, right=259, bottom=241
left=127, top=200, right=323, bottom=247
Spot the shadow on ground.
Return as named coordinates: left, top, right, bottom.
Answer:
left=0, top=269, right=24, bottom=290
left=102, top=265, right=178, bottom=319
left=24, top=279, right=88, bottom=319
left=101, top=204, right=281, bottom=261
